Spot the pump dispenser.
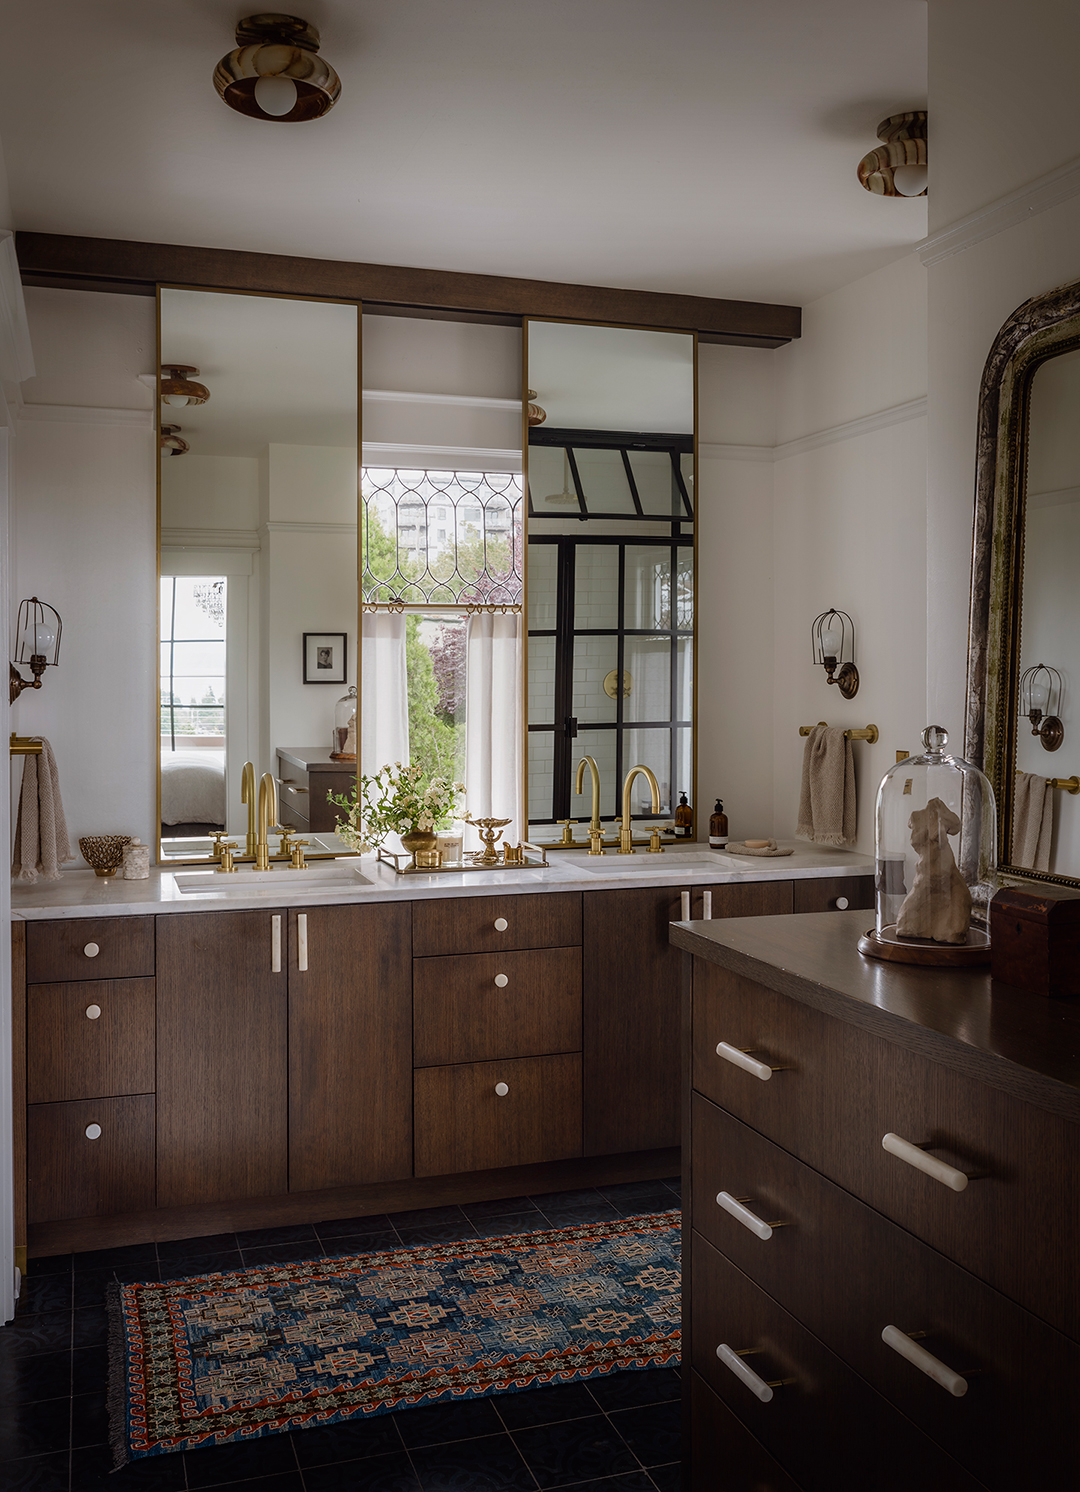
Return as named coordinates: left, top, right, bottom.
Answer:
left=709, top=799, right=729, bottom=847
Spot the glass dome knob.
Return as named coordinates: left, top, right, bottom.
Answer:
left=922, top=725, right=949, bottom=753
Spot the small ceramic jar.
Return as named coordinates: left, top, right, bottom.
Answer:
left=121, top=839, right=151, bottom=879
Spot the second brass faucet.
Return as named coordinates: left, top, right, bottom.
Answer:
left=620, top=764, right=661, bottom=854
left=255, top=771, right=279, bottom=871
left=575, top=755, right=604, bottom=854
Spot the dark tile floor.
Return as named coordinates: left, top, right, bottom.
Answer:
left=2, top=1178, right=682, bottom=1492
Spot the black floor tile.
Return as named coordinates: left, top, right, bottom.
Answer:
left=315, top=1214, right=395, bottom=1238
left=71, top=1389, right=109, bottom=1449
left=183, top=1432, right=300, bottom=1487
left=74, top=1265, right=157, bottom=1309
left=527, top=1188, right=606, bottom=1210
left=409, top=1431, right=535, bottom=1491
left=320, top=1232, right=400, bottom=1258
left=0, top=1348, right=71, bottom=1406
left=72, top=1443, right=188, bottom=1489
left=494, top=1380, right=598, bottom=1430
left=386, top=1205, right=468, bottom=1229
left=291, top=1413, right=403, bottom=1467
left=72, top=1306, right=109, bottom=1349
left=240, top=1241, right=326, bottom=1267
left=6, top=1450, right=71, bottom=1491
left=158, top=1250, right=245, bottom=1281
left=156, top=1232, right=239, bottom=1260
left=648, top=1463, right=681, bottom=1492
left=71, top=1345, right=108, bottom=1397
left=394, top=1396, right=505, bottom=1448
left=605, top=1189, right=681, bottom=1216
left=235, top=1223, right=320, bottom=1248
left=73, top=1243, right=157, bottom=1274
left=469, top=1213, right=548, bottom=1239
left=200, top=1475, right=304, bottom=1492
left=16, top=1274, right=73, bottom=1316
left=303, top=1450, right=421, bottom=1491
left=394, top=1222, right=479, bottom=1248
left=597, top=1179, right=677, bottom=1201
left=512, top=1414, right=639, bottom=1488
left=538, top=1203, right=622, bottom=1228
left=459, top=1196, right=539, bottom=1220
left=26, top=1254, right=73, bottom=1277
left=561, top=1477, right=656, bottom=1492
left=607, top=1401, right=681, bottom=1467
left=585, top=1369, right=681, bottom=1414
left=0, top=1394, right=72, bottom=1458
left=0, top=1311, right=71, bottom=1358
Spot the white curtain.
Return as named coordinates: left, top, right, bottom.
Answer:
left=361, top=612, right=409, bottom=776
left=465, top=612, right=523, bottom=849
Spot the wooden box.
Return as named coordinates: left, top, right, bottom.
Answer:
left=990, top=885, right=1080, bottom=997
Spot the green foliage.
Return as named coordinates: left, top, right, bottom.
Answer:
left=406, top=615, right=461, bottom=781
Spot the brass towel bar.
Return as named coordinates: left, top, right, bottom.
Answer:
left=799, top=721, right=879, bottom=744
left=1047, top=776, right=1080, bottom=794
left=9, top=734, right=42, bottom=756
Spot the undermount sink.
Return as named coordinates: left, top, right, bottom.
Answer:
left=562, top=849, right=743, bottom=873
left=172, top=862, right=371, bottom=895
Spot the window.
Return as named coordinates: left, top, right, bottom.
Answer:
left=160, top=577, right=226, bottom=750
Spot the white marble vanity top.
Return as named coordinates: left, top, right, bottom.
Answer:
left=10, top=841, right=873, bottom=920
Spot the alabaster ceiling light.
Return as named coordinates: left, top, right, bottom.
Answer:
left=214, top=14, right=341, bottom=122
left=858, top=111, right=927, bottom=197
left=160, top=366, right=209, bottom=408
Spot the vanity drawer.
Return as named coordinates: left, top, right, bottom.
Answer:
left=691, top=1237, right=987, bottom=1492
left=691, top=1095, right=1079, bottom=1489
left=414, top=1053, right=582, bottom=1175
left=26, top=1095, right=155, bottom=1224
left=689, top=1370, right=803, bottom=1492
left=692, top=963, right=832, bottom=1159
left=791, top=875, right=874, bottom=914
left=26, top=917, right=155, bottom=984
left=414, top=947, right=581, bottom=1065
left=27, top=979, right=155, bottom=1103
left=412, top=892, right=581, bottom=957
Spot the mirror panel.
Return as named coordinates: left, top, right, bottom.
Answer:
left=158, top=287, right=359, bottom=861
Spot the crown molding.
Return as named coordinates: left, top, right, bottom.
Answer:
left=363, top=440, right=522, bottom=472
left=19, top=403, right=153, bottom=427
left=699, top=395, right=927, bottom=464
left=161, top=527, right=260, bottom=549
left=363, top=389, right=520, bottom=413
left=917, top=155, right=1080, bottom=267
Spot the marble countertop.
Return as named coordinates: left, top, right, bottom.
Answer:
left=10, top=841, right=873, bottom=920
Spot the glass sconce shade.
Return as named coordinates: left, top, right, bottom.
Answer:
left=811, top=608, right=859, bottom=699
left=214, top=14, right=341, bottom=122
left=160, top=366, right=210, bottom=408
left=1019, top=663, right=1065, bottom=751
left=10, top=597, right=62, bottom=703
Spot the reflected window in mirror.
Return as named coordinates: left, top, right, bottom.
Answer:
left=159, top=575, right=227, bottom=838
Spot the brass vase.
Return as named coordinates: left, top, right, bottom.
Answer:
left=399, top=829, right=437, bottom=867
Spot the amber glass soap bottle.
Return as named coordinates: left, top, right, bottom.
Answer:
left=709, top=799, right=729, bottom=847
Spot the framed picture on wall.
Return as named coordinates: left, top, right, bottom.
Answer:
left=303, top=632, right=348, bottom=684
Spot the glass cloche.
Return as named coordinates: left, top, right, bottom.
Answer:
left=862, top=725, right=996, bottom=965
left=330, top=684, right=357, bottom=761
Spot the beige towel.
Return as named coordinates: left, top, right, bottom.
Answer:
left=12, top=738, right=73, bottom=882
left=797, top=725, right=856, bottom=847
left=1012, top=770, right=1054, bottom=872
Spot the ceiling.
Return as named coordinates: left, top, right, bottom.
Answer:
left=0, top=1, right=927, bottom=307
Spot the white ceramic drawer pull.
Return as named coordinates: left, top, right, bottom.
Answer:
left=834, top=896, right=849, bottom=910
left=494, top=973, right=509, bottom=988
left=494, top=917, right=508, bottom=932
left=495, top=1081, right=509, bottom=1096
left=85, top=1004, right=101, bottom=1021
left=715, top=1042, right=780, bottom=1081
left=85, top=1123, right=102, bottom=1141
left=881, top=1325, right=968, bottom=1397
left=716, top=1344, right=793, bottom=1402
left=83, top=942, right=100, bottom=958
left=716, top=1191, right=784, bottom=1242
left=882, top=1132, right=969, bottom=1192
left=681, top=891, right=691, bottom=920
left=297, top=913, right=308, bottom=972
left=702, top=890, right=712, bottom=920
left=271, top=914, right=282, bottom=973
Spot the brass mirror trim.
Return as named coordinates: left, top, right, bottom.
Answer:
left=966, top=276, right=1080, bottom=890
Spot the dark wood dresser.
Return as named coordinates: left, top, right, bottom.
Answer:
left=276, top=747, right=356, bottom=833
left=671, top=909, right=1080, bottom=1491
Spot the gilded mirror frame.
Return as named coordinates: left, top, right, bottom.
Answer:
left=965, top=276, right=1080, bottom=890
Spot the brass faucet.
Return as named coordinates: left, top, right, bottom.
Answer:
left=255, top=771, right=278, bottom=871
left=619, top=764, right=661, bottom=854
left=241, top=761, right=258, bottom=855
left=575, top=755, right=603, bottom=853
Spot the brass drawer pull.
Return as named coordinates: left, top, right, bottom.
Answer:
left=716, top=1191, right=787, bottom=1242
left=85, top=1004, right=101, bottom=1020
left=716, top=1343, right=795, bottom=1402
left=882, top=1132, right=969, bottom=1192
left=83, top=942, right=100, bottom=958
left=715, top=1042, right=786, bottom=1082
left=881, top=1325, right=969, bottom=1397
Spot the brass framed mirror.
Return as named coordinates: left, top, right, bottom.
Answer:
left=966, top=277, right=1080, bottom=888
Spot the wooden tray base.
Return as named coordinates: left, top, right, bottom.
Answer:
left=858, top=924, right=992, bottom=967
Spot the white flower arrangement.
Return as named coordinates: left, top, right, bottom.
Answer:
left=328, top=761, right=465, bottom=852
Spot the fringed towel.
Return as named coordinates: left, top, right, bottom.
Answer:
left=1012, top=770, right=1054, bottom=872
left=797, top=724, right=856, bottom=847
left=12, top=737, right=73, bottom=881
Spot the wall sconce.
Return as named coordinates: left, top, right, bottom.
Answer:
left=858, top=111, right=927, bottom=197
left=160, top=366, right=209, bottom=408
left=1020, top=664, right=1064, bottom=751
left=811, top=609, right=859, bottom=699
left=214, top=14, right=341, bottom=122
left=10, top=598, right=62, bottom=704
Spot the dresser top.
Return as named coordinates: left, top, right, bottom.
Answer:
left=671, top=910, right=1080, bottom=1123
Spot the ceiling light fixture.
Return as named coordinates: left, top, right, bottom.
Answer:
left=858, top=112, right=927, bottom=197
left=160, top=424, right=190, bottom=456
left=214, top=14, right=341, bottom=123
left=160, top=366, right=209, bottom=408
left=544, top=450, right=580, bottom=505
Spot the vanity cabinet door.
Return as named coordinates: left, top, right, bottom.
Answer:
left=156, top=911, right=288, bottom=1207
left=288, top=902, right=413, bottom=1193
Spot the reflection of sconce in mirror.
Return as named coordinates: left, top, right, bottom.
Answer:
left=544, top=450, right=579, bottom=505
left=811, top=608, right=859, bottom=699
left=527, top=390, right=547, bottom=426
left=160, top=424, right=189, bottom=456
left=603, top=669, right=632, bottom=700
left=214, top=14, right=341, bottom=122
left=160, top=365, right=209, bottom=408
left=857, top=111, right=927, bottom=197
left=10, top=597, right=63, bottom=704
left=1020, top=664, right=1065, bottom=751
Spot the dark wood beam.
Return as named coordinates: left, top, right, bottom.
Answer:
left=15, top=232, right=800, bottom=347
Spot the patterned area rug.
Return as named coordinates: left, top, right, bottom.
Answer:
left=107, top=1209, right=681, bottom=1466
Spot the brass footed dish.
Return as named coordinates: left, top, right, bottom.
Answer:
left=79, top=834, right=132, bottom=877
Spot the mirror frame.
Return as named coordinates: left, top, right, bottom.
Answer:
left=965, top=275, right=1080, bottom=890
left=156, top=283, right=362, bottom=865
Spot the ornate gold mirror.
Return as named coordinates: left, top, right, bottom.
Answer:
left=966, top=278, right=1080, bottom=887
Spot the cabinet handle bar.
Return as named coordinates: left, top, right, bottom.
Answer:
left=298, top=913, right=308, bottom=972
left=715, top=1042, right=777, bottom=1082
left=716, top=1344, right=793, bottom=1402
left=271, top=914, right=282, bottom=973
left=716, top=1191, right=783, bottom=1241
left=881, top=1325, right=968, bottom=1397
left=882, top=1132, right=969, bottom=1192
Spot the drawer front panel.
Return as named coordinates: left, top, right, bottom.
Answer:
left=692, top=963, right=832, bottom=1158
left=26, top=917, right=155, bottom=984
left=692, top=1096, right=1078, bottom=1489
left=414, top=947, right=582, bottom=1065
left=414, top=1053, right=582, bottom=1176
left=791, top=875, right=874, bottom=914
left=412, top=893, right=581, bottom=957
left=27, top=979, right=155, bottom=1103
left=690, top=1370, right=802, bottom=1492
left=27, top=1095, right=155, bottom=1224
left=691, top=1238, right=986, bottom=1492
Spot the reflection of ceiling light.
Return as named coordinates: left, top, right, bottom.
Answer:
left=214, top=14, right=341, bottom=123
left=544, top=450, right=579, bottom=505
left=160, top=365, right=210, bottom=408
left=160, top=425, right=189, bottom=456
left=527, top=389, right=547, bottom=426
left=858, top=112, right=927, bottom=197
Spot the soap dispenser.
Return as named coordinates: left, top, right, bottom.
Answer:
left=709, top=799, right=729, bottom=848
left=674, top=792, right=693, bottom=837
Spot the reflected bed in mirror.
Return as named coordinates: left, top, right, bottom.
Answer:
left=158, top=287, right=359, bottom=862
left=525, top=319, right=696, bottom=846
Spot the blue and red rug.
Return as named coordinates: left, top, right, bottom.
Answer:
left=107, top=1209, right=681, bottom=1466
